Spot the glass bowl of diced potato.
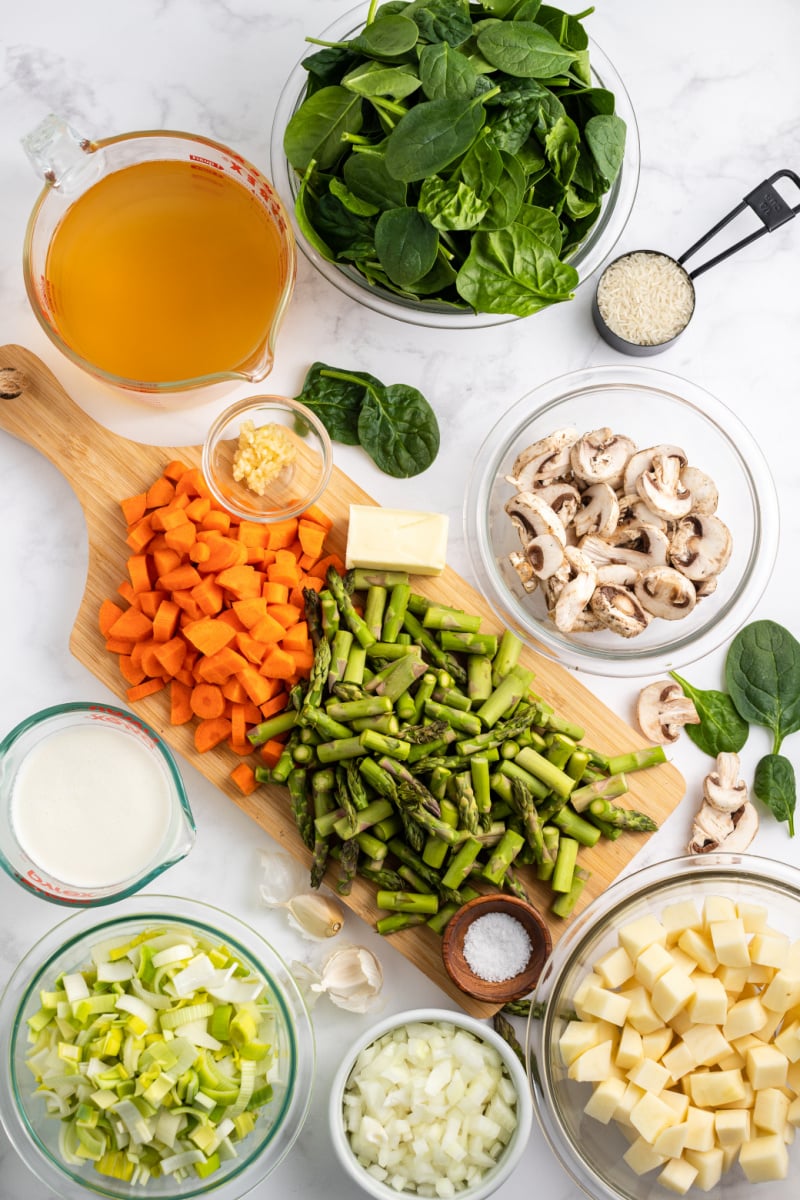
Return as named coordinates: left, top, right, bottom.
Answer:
left=526, top=853, right=800, bottom=1199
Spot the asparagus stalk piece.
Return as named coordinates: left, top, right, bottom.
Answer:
left=476, top=666, right=534, bottom=728
left=327, top=629, right=353, bottom=688
left=482, top=828, right=525, bottom=885
left=569, top=772, right=629, bottom=812
left=551, top=865, right=590, bottom=918
left=588, top=798, right=659, bottom=831
left=376, top=913, right=429, bottom=936
left=467, top=654, right=493, bottom=703
left=352, top=568, right=410, bottom=590
left=421, top=604, right=482, bottom=633
left=381, top=582, right=411, bottom=642
left=509, top=778, right=545, bottom=862
left=364, top=585, right=387, bottom=641
left=551, top=836, right=579, bottom=894
left=552, top=805, right=602, bottom=847
left=326, top=566, right=376, bottom=649
left=606, top=745, right=667, bottom=775
left=375, top=890, right=439, bottom=915
left=288, top=767, right=313, bottom=850
left=439, top=630, right=499, bottom=657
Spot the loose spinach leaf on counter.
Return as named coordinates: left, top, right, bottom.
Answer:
left=725, top=620, right=800, bottom=754
left=282, top=0, right=626, bottom=315
left=296, top=362, right=440, bottom=478
left=669, top=671, right=749, bottom=757
left=753, top=753, right=796, bottom=837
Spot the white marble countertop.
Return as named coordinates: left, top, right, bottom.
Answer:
left=2, top=1, right=800, bottom=1197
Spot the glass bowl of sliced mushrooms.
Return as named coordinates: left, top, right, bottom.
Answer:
left=464, top=365, right=779, bottom=677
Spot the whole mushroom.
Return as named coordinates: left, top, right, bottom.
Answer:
left=637, top=680, right=701, bottom=744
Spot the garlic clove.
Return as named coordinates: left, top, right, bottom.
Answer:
left=318, top=944, right=384, bottom=1013
left=285, top=892, right=345, bottom=940
left=257, top=848, right=307, bottom=907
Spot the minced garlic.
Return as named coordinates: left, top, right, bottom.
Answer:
left=232, top=419, right=296, bottom=496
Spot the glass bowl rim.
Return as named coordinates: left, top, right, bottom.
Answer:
left=269, top=3, right=641, bottom=330
left=0, top=701, right=196, bottom=907
left=327, top=1005, right=534, bottom=1200
left=463, top=362, right=780, bottom=678
left=0, top=893, right=316, bottom=1200
left=524, top=851, right=800, bottom=1200
left=202, top=393, right=334, bottom=523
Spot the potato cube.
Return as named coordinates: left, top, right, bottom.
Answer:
left=736, top=900, right=768, bottom=932
left=622, top=985, right=666, bottom=1035
left=572, top=971, right=603, bottom=1018
left=567, top=1040, right=616, bottom=1082
left=615, top=1081, right=646, bottom=1126
left=677, top=928, right=718, bottom=974
left=703, top=896, right=737, bottom=926
left=628, top=1057, right=672, bottom=1095
left=594, top=945, right=635, bottom=990
left=657, top=1157, right=698, bottom=1194
left=681, top=1023, right=731, bottom=1067
left=683, top=1105, right=716, bottom=1151
left=635, top=943, right=675, bottom=991
left=788, top=1096, right=800, bottom=1126
left=652, top=968, right=696, bottom=1022
left=684, top=1145, right=724, bottom=1191
left=559, top=1019, right=618, bottom=1066
left=749, top=931, right=790, bottom=969
left=753, top=1087, right=790, bottom=1134
left=653, top=1123, right=688, bottom=1159
left=719, top=1079, right=755, bottom=1111
left=661, top=900, right=702, bottom=945
left=709, top=918, right=750, bottom=968
left=787, top=1059, right=800, bottom=1094
left=668, top=946, right=699, bottom=977
left=774, top=1018, right=800, bottom=1063
left=762, top=969, right=800, bottom=1013
left=745, top=1043, right=788, bottom=1089
left=722, top=996, right=768, bottom=1041
left=642, top=1026, right=674, bottom=1063
left=715, top=1108, right=751, bottom=1147
left=687, top=973, right=729, bottom=1025
left=754, top=1008, right=783, bottom=1042
left=579, top=985, right=630, bottom=1027
left=660, top=1089, right=690, bottom=1121
left=687, top=1068, right=746, bottom=1108
left=618, top=914, right=667, bottom=960
left=739, top=1132, right=789, bottom=1181
left=583, top=1077, right=627, bottom=1124
left=732, top=1033, right=762, bottom=1056
left=622, top=1136, right=667, bottom=1175
left=747, top=961, right=776, bottom=986
left=629, top=1091, right=678, bottom=1143
left=668, top=1007, right=693, bottom=1036
left=715, top=964, right=750, bottom=995
left=615, top=1023, right=644, bottom=1071
left=717, top=1047, right=746, bottom=1071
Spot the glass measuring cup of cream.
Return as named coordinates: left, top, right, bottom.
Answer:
left=0, top=702, right=195, bottom=906
left=22, top=116, right=296, bottom=399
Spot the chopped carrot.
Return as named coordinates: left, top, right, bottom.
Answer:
left=216, top=564, right=263, bottom=600
left=236, top=666, right=275, bottom=707
left=250, top=612, right=288, bottom=643
left=125, top=516, right=155, bottom=553
left=259, top=739, right=286, bottom=768
left=230, top=702, right=247, bottom=747
left=237, top=521, right=271, bottom=548
left=99, top=598, right=125, bottom=638
left=200, top=509, right=231, bottom=534
left=158, top=563, right=202, bottom=591
left=232, top=597, right=269, bottom=628
left=190, top=683, right=226, bottom=720
left=182, top=617, right=237, bottom=656
left=191, top=576, right=225, bottom=616
left=216, top=609, right=247, bottom=633
left=162, top=459, right=189, bottom=481
left=289, top=647, right=315, bottom=672
left=300, top=503, right=334, bottom=531
left=185, top=496, right=212, bottom=522
left=108, top=607, right=154, bottom=643
left=139, top=641, right=168, bottom=679
left=146, top=476, right=176, bottom=509
left=189, top=541, right=212, bottom=564
left=171, top=590, right=204, bottom=621
left=120, top=493, right=148, bottom=526
left=259, top=646, right=296, bottom=680
left=126, top=678, right=166, bottom=703
left=266, top=518, right=298, bottom=551
left=258, top=692, right=291, bottom=719
left=262, top=581, right=289, bottom=605
left=105, top=637, right=135, bottom=655
left=266, top=603, right=302, bottom=629
left=314, top=553, right=346, bottom=578
left=117, top=580, right=137, bottom=605
left=235, top=630, right=267, bottom=665
left=152, top=600, right=180, bottom=642
left=194, top=716, right=231, bottom=753
left=281, top=621, right=310, bottom=652
left=175, top=466, right=211, bottom=498
left=230, top=763, right=259, bottom=795
left=151, top=506, right=191, bottom=533
left=154, top=636, right=187, bottom=677
left=119, top=654, right=146, bottom=687
left=152, top=547, right=182, bottom=579
left=137, top=590, right=167, bottom=619
left=169, top=680, right=194, bottom=724
left=163, top=522, right=198, bottom=556
left=195, top=646, right=249, bottom=685
left=222, top=678, right=249, bottom=704
left=197, top=537, right=245, bottom=573
left=266, top=549, right=301, bottom=588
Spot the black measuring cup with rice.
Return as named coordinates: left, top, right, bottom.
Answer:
left=592, top=169, right=800, bottom=356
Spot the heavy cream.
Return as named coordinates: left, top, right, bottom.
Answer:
left=11, top=724, right=173, bottom=888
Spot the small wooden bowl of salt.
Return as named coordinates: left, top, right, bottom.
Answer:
left=441, top=894, right=552, bottom=1004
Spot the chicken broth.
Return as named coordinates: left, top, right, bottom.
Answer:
left=43, top=159, right=287, bottom=384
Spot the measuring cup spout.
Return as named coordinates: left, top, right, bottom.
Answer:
left=21, top=114, right=103, bottom=195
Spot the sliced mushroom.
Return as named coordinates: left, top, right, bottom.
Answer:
left=703, top=751, right=749, bottom=813
left=535, top=481, right=582, bottom=527
left=589, top=584, right=651, bottom=638
left=552, top=547, right=597, bottom=633
left=695, top=576, right=718, bottom=598
left=581, top=523, right=670, bottom=569
left=622, top=443, right=687, bottom=496
left=505, top=491, right=567, bottom=548
left=596, top=563, right=640, bottom=588
left=507, top=551, right=538, bottom=593
left=680, top=465, right=718, bottom=515
left=635, top=452, right=693, bottom=520
left=573, top=482, right=620, bottom=539
left=569, top=428, right=636, bottom=488
left=617, top=493, right=669, bottom=532
left=506, top=428, right=578, bottom=490
left=636, top=680, right=700, bottom=743
left=634, top=565, right=697, bottom=621
left=525, top=533, right=567, bottom=580
left=670, top=513, right=732, bottom=581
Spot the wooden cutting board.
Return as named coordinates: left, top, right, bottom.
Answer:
left=0, top=345, right=685, bottom=1017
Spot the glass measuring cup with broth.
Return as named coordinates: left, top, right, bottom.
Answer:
left=22, top=116, right=296, bottom=398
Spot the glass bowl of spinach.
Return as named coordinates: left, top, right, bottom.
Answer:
left=464, top=364, right=779, bottom=677
left=269, top=1, right=640, bottom=329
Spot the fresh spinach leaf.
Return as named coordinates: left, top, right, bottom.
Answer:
left=753, top=754, right=796, bottom=836
left=296, top=362, right=377, bottom=445
left=669, top=671, right=750, bottom=757
left=284, top=86, right=364, bottom=172
left=328, top=177, right=380, bottom=217
left=419, top=41, right=478, bottom=99
left=536, top=4, right=589, bottom=51
left=456, top=221, right=577, bottom=315
left=725, top=620, right=800, bottom=754
left=475, top=149, right=525, bottom=229
left=584, top=113, right=627, bottom=188
left=476, top=20, right=576, bottom=78
left=544, top=114, right=580, bottom=188
left=352, top=14, right=420, bottom=58
left=374, top=207, right=439, bottom=286
left=384, top=94, right=489, bottom=181
left=343, top=150, right=408, bottom=210
left=418, top=177, right=489, bottom=231
left=410, top=0, right=474, bottom=48
left=359, top=382, right=440, bottom=478
left=341, top=60, right=422, bottom=100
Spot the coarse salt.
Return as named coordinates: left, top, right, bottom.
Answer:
left=463, top=912, right=532, bottom=983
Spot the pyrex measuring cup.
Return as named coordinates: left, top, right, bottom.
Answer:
left=22, top=115, right=296, bottom=398
left=0, top=702, right=195, bottom=906
left=593, top=169, right=800, bottom=354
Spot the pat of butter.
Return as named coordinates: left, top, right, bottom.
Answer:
left=345, top=505, right=449, bottom=576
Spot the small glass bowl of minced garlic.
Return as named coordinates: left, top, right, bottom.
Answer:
left=203, top=395, right=332, bottom=522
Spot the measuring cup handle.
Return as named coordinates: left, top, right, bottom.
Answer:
left=678, top=169, right=800, bottom=280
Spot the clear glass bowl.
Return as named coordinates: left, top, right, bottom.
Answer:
left=0, top=702, right=195, bottom=906
left=0, top=895, right=315, bottom=1200
left=202, top=395, right=333, bottom=523
left=464, top=364, right=779, bottom=677
left=328, top=1007, right=533, bottom=1200
left=269, top=5, right=640, bottom=329
left=525, top=853, right=800, bottom=1200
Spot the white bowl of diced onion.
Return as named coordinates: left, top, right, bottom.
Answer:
left=329, top=1007, right=533, bottom=1200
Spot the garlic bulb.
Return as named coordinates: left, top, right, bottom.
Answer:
left=257, top=848, right=344, bottom=940
left=311, top=944, right=384, bottom=1013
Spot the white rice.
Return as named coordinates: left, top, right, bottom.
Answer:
left=596, top=251, right=695, bottom=346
